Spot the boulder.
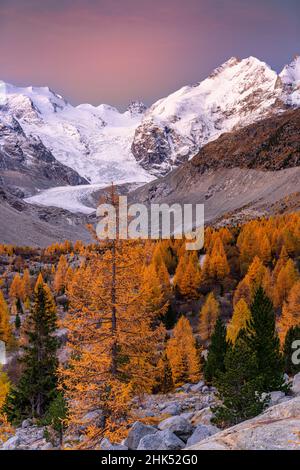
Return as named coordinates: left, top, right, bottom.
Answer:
left=187, top=396, right=300, bottom=450
left=186, top=424, right=219, bottom=446
left=21, top=419, right=33, bottom=429
left=125, top=422, right=157, bottom=450
left=162, top=403, right=181, bottom=416
left=190, top=381, right=205, bottom=393
left=191, top=407, right=213, bottom=426
left=158, top=415, right=193, bottom=442
left=2, top=435, right=20, bottom=450
left=292, top=372, right=300, bottom=395
left=261, top=390, right=285, bottom=406
left=100, top=438, right=128, bottom=450
left=137, top=430, right=185, bottom=450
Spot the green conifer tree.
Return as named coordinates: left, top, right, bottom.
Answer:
left=212, top=331, right=268, bottom=427
left=245, top=287, right=285, bottom=392
left=4, top=281, right=58, bottom=422
left=204, top=316, right=228, bottom=385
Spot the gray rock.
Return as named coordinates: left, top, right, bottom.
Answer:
left=125, top=422, right=157, bottom=450
left=186, top=424, right=219, bottom=446
left=21, top=419, right=33, bottom=429
left=190, top=381, right=205, bottom=393
left=137, top=430, right=185, bottom=450
left=187, top=396, right=300, bottom=450
left=100, top=438, right=128, bottom=450
left=2, top=435, right=20, bottom=450
left=191, top=407, right=214, bottom=426
left=292, top=372, right=300, bottom=395
left=181, top=383, right=192, bottom=392
left=269, top=391, right=285, bottom=405
left=163, top=404, right=181, bottom=416
left=158, top=415, right=193, bottom=442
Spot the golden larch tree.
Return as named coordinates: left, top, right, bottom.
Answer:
left=273, top=259, right=299, bottom=309
left=166, top=315, right=200, bottom=386
left=53, top=255, right=69, bottom=294
left=227, top=298, right=251, bottom=344
left=199, top=292, right=220, bottom=344
left=277, top=280, right=300, bottom=344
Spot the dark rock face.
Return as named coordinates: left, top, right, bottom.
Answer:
left=129, top=108, right=300, bottom=226
left=191, top=108, right=300, bottom=173
left=0, top=115, right=87, bottom=196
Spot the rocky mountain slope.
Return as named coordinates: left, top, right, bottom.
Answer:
left=0, top=114, right=87, bottom=198
left=132, top=56, right=300, bottom=175
left=0, top=82, right=151, bottom=186
left=130, top=108, right=300, bottom=225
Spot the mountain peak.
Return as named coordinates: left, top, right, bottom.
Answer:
left=126, top=100, right=147, bottom=116
left=280, top=55, right=300, bottom=85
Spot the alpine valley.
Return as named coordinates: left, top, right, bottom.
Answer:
left=0, top=54, right=300, bottom=245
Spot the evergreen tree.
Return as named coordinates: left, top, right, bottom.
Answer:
left=156, top=351, right=174, bottom=393
left=15, top=312, right=21, bottom=330
left=42, top=392, right=68, bottom=448
left=283, top=325, right=300, bottom=375
left=204, top=316, right=228, bottom=385
left=212, top=331, right=268, bottom=427
left=245, top=287, right=285, bottom=392
left=5, top=279, right=58, bottom=422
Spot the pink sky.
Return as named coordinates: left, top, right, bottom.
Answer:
left=0, top=0, right=299, bottom=108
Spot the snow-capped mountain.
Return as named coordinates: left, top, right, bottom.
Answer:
left=132, top=56, right=300, bottom=175
left=0, top=54, right=300, bottom=215
left=0, top=83, right=151, bottom=187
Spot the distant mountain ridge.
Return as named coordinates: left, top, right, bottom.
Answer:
left=132, top=55, right=300, bottom=175
left=0, top=55, right=299, bottom=196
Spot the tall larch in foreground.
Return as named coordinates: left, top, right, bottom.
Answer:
left=60, top=186, right=165, bottom=446
left=166, top=315, right=200, bottom=386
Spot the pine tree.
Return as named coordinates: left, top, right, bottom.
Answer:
left=199, top=292, right=220, bottom=344
left=15, top=313, right=21, bottom=330
left=245, top=287, right=285, bottom=392
left=156, top=351, right=174, bottom=393
left=166, top=316, right=200, bottom=386
left=204, top=316, right=228, bottom=385
left=227, top=298, right=251, bottom=344
left=5, top=278, right=58, bottom=422
left=212, top=331, right=268, bottom=427
left=283, top=325, right=300, bottom=375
